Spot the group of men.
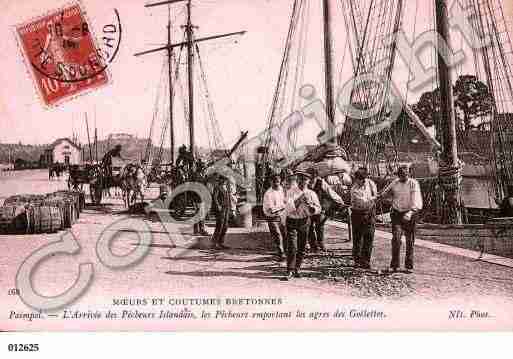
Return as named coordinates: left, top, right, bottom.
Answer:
left=262, top=164, right=423, bottom=280
left=106, top=143, right=425, bottom=277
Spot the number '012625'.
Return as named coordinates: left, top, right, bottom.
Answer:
left=7, top=344, right=39, bottom=352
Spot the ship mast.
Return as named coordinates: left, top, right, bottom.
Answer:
left=322, top=0, right=335, bottom=142
left=167, top=6, right=175, bottom=164
left=185, top=0, right=195, bottom=159
left=136, top=0, right=245, bottom=164
left=435, top=0, right=463, bottom=224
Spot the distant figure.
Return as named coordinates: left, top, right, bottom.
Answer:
left=176, top=145, right=194, bottom=178
left=379, top=165, right=423, bottom=273
left=101, top=144, right=123, bottom=178
left=263, top=173, right=287, bottom=261
left=350, top=167, right=378, bottom=269
left=211, top=175, right=231, bottom=250
left=499, top=185, right=513, bottom=218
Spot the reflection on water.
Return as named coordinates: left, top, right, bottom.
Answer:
left=461, top=177, right=497, bottom=209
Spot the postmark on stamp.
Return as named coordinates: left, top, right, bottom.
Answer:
left=14, top=1, right=121, bottom=107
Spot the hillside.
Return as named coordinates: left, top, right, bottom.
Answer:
left=0, top=143, right=46, bottom=163
left=2, top=131, right=244, bottom=166
left=82, top=136, right=158, bottom=163
left=82, top=135, right=210, bottom=164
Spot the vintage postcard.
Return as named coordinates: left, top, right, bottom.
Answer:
left=1, top=0, right=513, bottom=334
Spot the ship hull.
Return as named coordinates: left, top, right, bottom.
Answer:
left=376, top=218, right=513, bottom=258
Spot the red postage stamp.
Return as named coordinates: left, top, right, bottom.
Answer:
left=14, top=2, right=111, bottom=107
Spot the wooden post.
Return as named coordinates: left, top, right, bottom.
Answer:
left=85, top=113, right=93, bottom=163
left=137, top=0, right=245, bottom=163
left=168, top=7, right=175, bottom=164
left=323, top=0, right=335, bottom=142
left=186, top=0, right=195, bottom=160
left=435, top=0, right=462, bottom=224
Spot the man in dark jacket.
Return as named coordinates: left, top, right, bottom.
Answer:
left=211, top=175, right=231, bottom=249
left=101, top=144, right=123, bottom=177
left=176, top=145, right=194, bottom=177
left=308, top=168, right=345, bottom=252
left=192, top=158, right=209, bottom=236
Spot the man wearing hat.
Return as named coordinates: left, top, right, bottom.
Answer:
left=308, top=168, right=345, bottom=252
left=283, top=168, right=298, bottom=192
left=284, top=169, right=321, bottom=280
left=211, top=175, right=231, bottom=249
left=262, top=173, right=287, bottom=260
left=101, top=144, right=124, bottom=178
left=379, top=165, right=423, bottom=272
left=350, top=167, right=378, bottom=269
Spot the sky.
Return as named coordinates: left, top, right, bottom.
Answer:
left=1, top=0, right=513, bottom=148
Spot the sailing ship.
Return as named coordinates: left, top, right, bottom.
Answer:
left=135, top=0, right=247, bottom=179
left=257, top=0, right=513, bottom=257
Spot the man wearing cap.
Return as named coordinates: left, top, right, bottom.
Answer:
left=380, top=165, right=423, bottom=272
left=211, top=175, right=231, bottom=250
left=284, top=170, right=322, bottom=280
left=350, top=167, right=378, bottom=269
left=262, top=173, right=287, bottom=260
left=309, top=168, right=345, bottom=252
left=283, top=169, right=298, bottom=192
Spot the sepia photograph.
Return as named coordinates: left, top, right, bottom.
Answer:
left=1, top=0, right=513, bottom=336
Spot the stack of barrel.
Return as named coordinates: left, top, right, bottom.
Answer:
left=0, top=191, right=85, bottom=235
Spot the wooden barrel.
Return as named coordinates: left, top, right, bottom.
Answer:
left=0, top=205, right=29, bottom=234
left=5, top=194, right=46, bottom=207
left=52, top=191, right=84, bottom=215
left=48, top=194, right=77, bottom=220
left=44, top=197, right=74, bottom=228
left=27, top=206, right=62, bottom=234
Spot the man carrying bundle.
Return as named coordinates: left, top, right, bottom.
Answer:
left=284, top=170, right=321, bottom=280
left=308, top=168, right=345, bottom=253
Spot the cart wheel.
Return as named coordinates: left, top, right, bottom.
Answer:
left=90, top=185, right=103, bottom=205
left=168, top=191, right=198, bottom=219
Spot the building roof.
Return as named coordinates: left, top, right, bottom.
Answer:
left=48, top=138, right=81, bottom=150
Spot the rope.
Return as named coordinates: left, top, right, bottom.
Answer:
left=195, top=40, right=226, bottom=151
left=263, top=0, right=303, bottom=163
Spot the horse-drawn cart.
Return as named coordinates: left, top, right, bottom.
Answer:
left=68, top=164, right=95, bottom=192
left=68, top=164, right=115, bottom=205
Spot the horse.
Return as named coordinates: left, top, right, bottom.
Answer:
left=120, top=164, right=147, bottom=208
